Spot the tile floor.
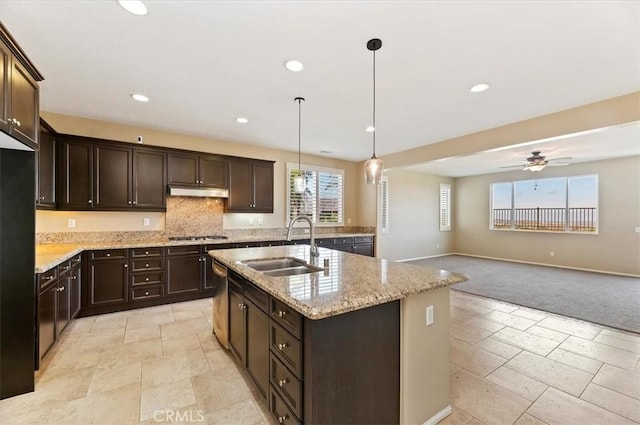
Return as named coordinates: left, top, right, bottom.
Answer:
left=0, top=290, right=638, bottom=425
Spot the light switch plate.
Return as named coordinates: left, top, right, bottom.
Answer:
left=67, top=219, right=76, bottom=228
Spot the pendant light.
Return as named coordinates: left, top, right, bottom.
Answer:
left=364, top=38, right=384, bottom=185
left=293, top=97, right=306, bottom=193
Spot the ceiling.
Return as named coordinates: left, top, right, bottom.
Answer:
left=0, top=1, right=639, bottom=163
left=404, top=121, right=640, bottom=177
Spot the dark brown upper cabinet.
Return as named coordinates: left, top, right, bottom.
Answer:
left=36, top=121, right=56, bottom=209
left=0, top=23, right=43, bottom=150
left=59, top=136, right=166, bottom=211
left=168, top=153, right=227, bottom=188
left=226, top=158, right=274, bottom=213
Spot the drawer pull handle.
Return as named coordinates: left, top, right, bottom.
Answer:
left=46, top=275, right=54, bottom=280
left=145, top=251, right=149, bottom=255
left=277, top=342, right=288, bottom=351
left=106, top=253, right=111, bottom=257
left=238, top=303, right=245, bottom=310
left=278, top=378, right=288, bottom=387
left=277, top=310, right=286, bottom=318
left=72, top=276, right=77, bottom=280
left=145, top=291, right=150, bottom=296
left=278, top=415, right=288, bottom=424
left=145, top=263, right=149, bottom=267
left=145, top=277, right=150, bottom=282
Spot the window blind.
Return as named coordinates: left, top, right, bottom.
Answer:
left=380, top=176, right=389, bottom=233
left=440, top=184, right=451, bottom=231
left=287, top=163, right=344, bottom=226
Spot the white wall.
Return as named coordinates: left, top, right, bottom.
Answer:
left=377, top=169, right=454, bottom=261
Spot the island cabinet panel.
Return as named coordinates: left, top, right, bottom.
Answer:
left=245, top=298, right=270, bottom=398
left=228, top=279, right=245, bottom=364
left=303, top=300, right=400, bottom=424
left=37, top=279, right=57, bottom=363
left=226, top=158, right=274, bottom=213
left=69, top=256, right=82, bottom=319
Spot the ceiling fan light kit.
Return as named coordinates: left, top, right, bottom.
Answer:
left=501, top=151, right=573, bottom=173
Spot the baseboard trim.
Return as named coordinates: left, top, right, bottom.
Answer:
left=422, top=405, right=453, bottom=425
left=452, top=252, right=640, bottom=278
left=396, top=253, right=454, bottom=262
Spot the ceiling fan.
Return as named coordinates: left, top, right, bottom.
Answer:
left=501, top=151, right=573, bottom=173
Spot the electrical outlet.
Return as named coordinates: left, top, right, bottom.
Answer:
left=258, top=218, right=263, bottom=225
left=249, top=218, right=254, bottom=225
left=550, top=251, right=555, bottom=257
left=426, top=305, right=434, bottom=326
left=143, top=218, right=150, bottom=226
left=436, top=243, right=440, bottom=249
left=67, top=219, right=76, bottom=228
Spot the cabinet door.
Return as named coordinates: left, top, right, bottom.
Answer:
left=353, top=244, right=374, bottom=257
left=252, top=162, right=274, bottom=212
left=200, top=156, right=227, bottom=188
left=38, top=283, right=57, bottom=362
left=228, top=286, right=245, bottom=364
left=9, top=59, right=39, bottom=148
left=94, top=144, right=132, bottom=209
left=133, top=149, right=166, bottom=209
left=70, top=266, right=81, bottom=319
left=88, top=259, right=128, bottom=307
left=57, top=278, right=71, bottom=334
left=61, top=139, right=93, bottom=209
left=168, top=153, right=199, bottom=186
left=226, top=159, right=253, bottom=211
left=0, top=38, right=10, bottom=134
left=37, top=124, right=56, bottom=208
left=245, top=299, right=270, bottom=399
left=166, top=255, right=202, bottom=294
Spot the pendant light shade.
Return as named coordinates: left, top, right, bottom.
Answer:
left=293, top=97, right=306, bottom=193
left=364, top=38, right=384, bottom=185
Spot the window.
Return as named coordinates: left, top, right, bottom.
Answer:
left=440, top=183, right=451, bottom=231
left=490, top=174, right=598, bottom=233
left=287, top=163, right=344, bottom=226
left=379, top=176, right=389, bottom=233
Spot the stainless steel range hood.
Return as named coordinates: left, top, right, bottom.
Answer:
left=167, top=186, right=229, bottom=198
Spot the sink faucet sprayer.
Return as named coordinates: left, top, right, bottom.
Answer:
left=286, top=215, right=319, bottom=259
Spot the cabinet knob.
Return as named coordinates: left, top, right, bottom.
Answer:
left=145, top=263, right=149, bottom=267
left=277, top=378, right=288, bottom=387
left=106, top=253, right=111, bottom=257
left=133, top=201, right=137, bottom=205
left=72, top=276, right=77, bottom=280
left=128, top=201, right=132, bottom=205
left=124, top=264, right=128, bottom=268
left=145, top=251, right=149, bottom=255
left=145, top=277, right=150, bottom=282
left=277, top=310, right=286, bottom=318
left=238, top=303, right=245, bottom=310
left=278, top=415, right=288, bottom=424
left=46, top=275, right=54, bottom=280
left=277, top=342, right=288, bottom=351
left=88, top=200, right=92, bottom=204
left=145, top=291, right=150, bottom=296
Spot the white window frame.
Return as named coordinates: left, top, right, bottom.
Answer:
left=439, top=183, right=451, bottom=232
left=286, top=162, right=344, bottom=227
left=489, top=174, right=599, bottom=234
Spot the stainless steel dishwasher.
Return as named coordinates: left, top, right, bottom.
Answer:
left=211, top=260, right=229, bottom=349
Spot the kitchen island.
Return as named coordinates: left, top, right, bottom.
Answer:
left=209, top=245, right=467, bottom=425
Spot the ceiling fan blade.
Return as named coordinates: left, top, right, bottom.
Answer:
left=547, top=162, right=570, bottom=166
left=547, top=156, right=573, bottom=162
left=499, top=165, right=526, bottom=169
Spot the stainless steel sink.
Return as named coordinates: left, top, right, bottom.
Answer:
left=242, top=257, right=323, bottom=277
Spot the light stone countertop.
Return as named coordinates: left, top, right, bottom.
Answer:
left=34, top=232, right=374, bottom=273
left=209, top=245, right=468, bottom=320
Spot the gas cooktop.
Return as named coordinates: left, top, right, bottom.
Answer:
left=168, top=235, right=228, bottom=241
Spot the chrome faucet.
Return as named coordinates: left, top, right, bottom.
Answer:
left=287, top=215, right=319, bottom=258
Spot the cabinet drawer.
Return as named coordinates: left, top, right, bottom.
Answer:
left=271, top=298, right=303, bottom=340
left=245, top=283, right=269, bottom=313
left=270, top=385, right=302, bottom=425
left=70, top=253, right=82, bottom=267
left=38, top=267, right=58, bottom=289
left=315, top=238, right=332, bottom=247
left=270, top=354, right=303, bottom=420
left=354, top=236, right=374, bottom=244
left=58, top=259, right=72, bottom=276
left=130, top=258, right=164, bottom=272
left=130, top=271, right=164, bottom=286
left=260, top=240, right=284, bottom=247
left=270, top=322, right=303, bottom=380
left=131, top=247, right=164, bottom=257
left=333, top=236, right=354, bottom=245
left=131, top=285, right=164, bottom=300
left=90, top=249, right=128, bottom=260
left=234, top=241, right=262, bottom=248
left=166, top=245, right=201, bottom=256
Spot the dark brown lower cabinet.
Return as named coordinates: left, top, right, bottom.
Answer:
left=57, top=276, right=70, bottom=335
left=166, top=254, right=201, bottom=294
left=37, top=281, right=57, bottom=362
left=69, top=265, right=81, bottom=319
left=245, top=298, right=270, bottom=398
left=87, top=258, right=128, bottom=307
left=228, top=278, right=245, bottom=364
left=353, top=243, right=374, bottom=257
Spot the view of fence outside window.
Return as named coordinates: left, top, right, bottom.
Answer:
left=490, top=174, right=598, bottom=233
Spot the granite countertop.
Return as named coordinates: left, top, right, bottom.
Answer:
left=34, top=232, right=374, bottom=273
left=209, top=245, right=468, bottom=320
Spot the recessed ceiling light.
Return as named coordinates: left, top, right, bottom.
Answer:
left=235, top=117, right=248, bottom=124
left=117, top=0, right=148, bottom=16
left=470, top=83, right=490, bottom=93
left=131, top=93, right=149, bottom=102
left=366, top=126, right=375, bottom=133
left=285, top=60, right=304, bottom=72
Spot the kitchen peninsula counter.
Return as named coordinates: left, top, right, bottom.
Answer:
left=34, top=232, right=374, bottom=273
left=208, top=245, right=467, bottom=319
